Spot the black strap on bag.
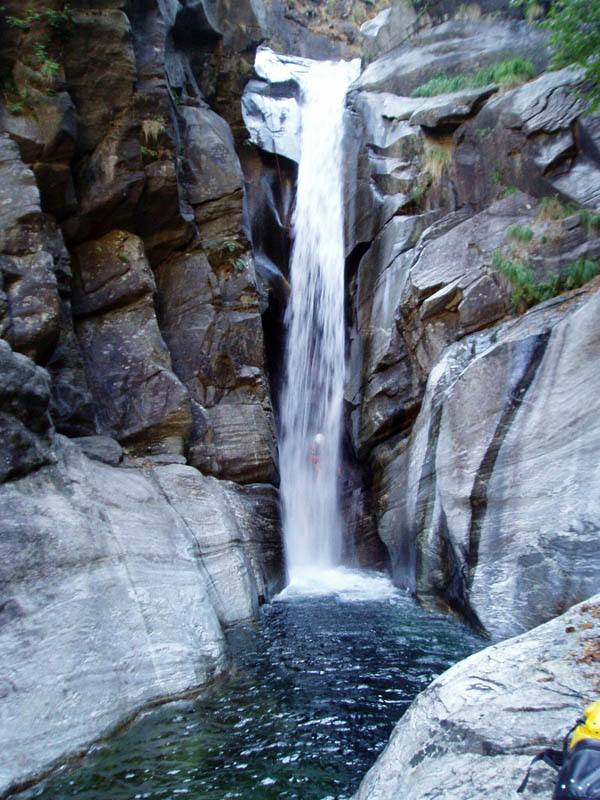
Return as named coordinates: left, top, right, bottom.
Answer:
left=517, top=722, right=582, bottom=795
left=552, top=738, right=600, bottom=799
left=517, top=748, right=564, bottom=794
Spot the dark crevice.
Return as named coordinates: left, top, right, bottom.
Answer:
left=467, top=330, right=552, bottom=581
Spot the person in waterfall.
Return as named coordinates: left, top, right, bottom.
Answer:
left=309, top=432, right=342, bottom=480
left=309, top=432, right=324, bottom=479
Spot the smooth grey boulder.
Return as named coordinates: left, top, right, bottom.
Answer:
left=153, top=465, right=283, bottom=624
left=354, top=18, right=548, bottom=96
left=0, top=437, right=224, bottom=796
left=408, top=85, right=498, bottom=129
left=378, top=284, right=600, bottom=639
left=353, top=594, right=600, bottom=800
left=0, top=435, right=283, bottom=796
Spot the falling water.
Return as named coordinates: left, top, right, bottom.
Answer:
left=279, top=59, right=358, bottom=582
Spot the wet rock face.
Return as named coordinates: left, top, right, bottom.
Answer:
left=0, top=340, right=53, bottom=483
left=0, top=436, right=283, bottom=796
left=341, top=8, right=600, bottom=635
left=155, top=249, right=278, bottom=482
left=355, top=17, right=549, bottom=96
left=71, top=230, right=192, bottom=456
left=0, top=6, right=289, bottom=789
left=353, top=595, right=600, bottom=800
left=454, top=68, right=600, bottom=211
left=389, top=287, right=600, bottom=638
left=0, top=0, right=279, bottom=481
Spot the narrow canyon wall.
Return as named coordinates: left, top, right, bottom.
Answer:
left=2, top=0, right=600, bottom=792
left=345, top=17, right=600, bottom=638
left=0, top=0, right=292, bottom=793
left=243, top=8, right=600, bottom=638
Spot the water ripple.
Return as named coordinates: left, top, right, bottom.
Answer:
left=23, top=586, right=483, bottom=800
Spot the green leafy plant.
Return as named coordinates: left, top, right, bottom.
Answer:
left=231, top=257, right=246, bottom=273
left=578, top=209, right=600, bottom=232
left=506, top=223, right=534, bottom=242
left=46, top=4, right=73, bottom=31
left=410, top=185, right=427, bottom=205
left=492, top=249, right=600, bottom=311
left=140, top=145, right=158, bottom=159
left=3, top=5, right=72, bottom=32
left=492, top=250, right=539, bottom=309
left=33, top=42, right=59, bottom=81
left=564, top=256, right=600, bottom=289
left=117, top=252, right=129, bottom=263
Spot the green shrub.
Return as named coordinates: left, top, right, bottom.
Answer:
left=536, top=271, right=561, bottom=301
left=506, top=223, right=534, bottom=242
left=536, top=194, right=579, bottom=221
left=412, top=74, right=468, bottom=97
left=578, top=209, right=600, bottom=231
left=487, top=57, right=536, bottom=89
left=410, top=185, right=427, bottom=205
left=492, top=249, right=600, bottom=311
left=492, top=251, right=538, bottom=309
left=411, top=58, right=535, bottom=98
left=511, top=0, right=600, bottom=111
left=564, top=256, right=600, bottom=290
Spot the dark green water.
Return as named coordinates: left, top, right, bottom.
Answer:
left=23, top=573, right=483, bottom=800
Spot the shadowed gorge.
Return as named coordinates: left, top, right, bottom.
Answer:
left=1, top=0, right=599, bottom=798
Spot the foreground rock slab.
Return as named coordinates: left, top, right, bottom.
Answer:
left=0, top=436, right=282, bottom=796
left=353, top=594, right=600, bottom=800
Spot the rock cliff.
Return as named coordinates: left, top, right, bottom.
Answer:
left=2, top=0, right=600, bottom=794
left=0, top=0, right=291, bottom=793
left=343, top=21, right=600, bottom=637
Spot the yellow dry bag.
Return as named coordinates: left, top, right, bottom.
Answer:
left=571, top=701, right=600, bottom=748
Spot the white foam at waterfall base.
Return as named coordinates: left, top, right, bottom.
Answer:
left=274, top=567, right=402, bottom=603
left=279, top=56, right=360, bottom=582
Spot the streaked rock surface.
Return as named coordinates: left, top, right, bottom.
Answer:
left=0, top=436, right=283, bottom=796
left=376, top=285, right=600, bottom=638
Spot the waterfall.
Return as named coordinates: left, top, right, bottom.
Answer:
left=279, top=59, right=356, bottom=583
